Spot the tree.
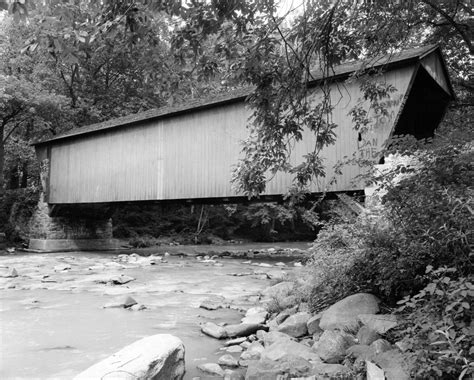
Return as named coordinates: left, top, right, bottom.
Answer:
left=0, top=75, right=68, bottom=192
left=3, top=0, right=472, bottom=195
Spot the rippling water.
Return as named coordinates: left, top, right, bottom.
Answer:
left=0, top=250, right=298, bottom=379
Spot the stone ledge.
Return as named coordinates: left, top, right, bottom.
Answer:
left=28, top=238, right=125, bottom=252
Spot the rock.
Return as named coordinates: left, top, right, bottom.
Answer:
left=201, top=322, right=228, bottom=339
left=6, top=267, right=18, bottom=278
left=261, top=281, right=294, bottom=298
left=266, top=318, right=279, bottom=331
left=199, top=295, right=227, bottom=310
left=218, top=354, right=239, bottom=367
left=260, top=331, right=294, bottom=347
left=240, top=342, right=264, bottom=361
left=357, top=326, right=380, bottom=345
left=130, top=304, right=146, bottom=311
left=346, top=344, right=376, bottom=362
left=275, top=262, right=286, bottom=267
left=103, top=296, right=138, bottom=309
left=276, top=312, right=311, bottom=338
left=73, top=334, right=184, bottom=380
left=197, top=363, right=225, bottom=377
left=224, top=323, right=264, bottom=338
left=241, top=312, right=267, bottom=325
left=367, top=360, right=385, bottom=380
left=111, top=274, right=135, bottom=285
left=245, top=306, right=266, bottom=316
left=245, top=355, right=313, bottom=380
left=306, top=314, right=322, bottom=335
left=224, top=369, right=245, bottom=380
left=372, top=349, right=412, bottom=380
left=358, top=314, right=398, bottom=334
left=262, top=340, right=320, bottom=362
left=54, top=264, right=71, bottom=271
left=310, top=363, right=351, bottom=378
left=319, top=293, right=380, bottom=331
left=240, top=341, right=251, bottom=349
left=123, top=296, right=138, bottom=308
left=275, top=306, right=298, bottom=324
left=294, top=262, right=303, bottom=267
left=226, top=345, right=243, bottom=353
left=371, top=339, right=392, bottom=354
left=311, top=330, right=356, bottom=364
left=394, top=340, right=410, bottom=353
left=225, top=337, right=247, bottom=346
left=103, top=301, right=126, bottom=309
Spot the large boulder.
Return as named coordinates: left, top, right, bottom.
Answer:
left=276, top=312, right=311, bottom=338
left=73, top=334, right=184, bottom=380
left=312, top=330, right=356, bottom=363
left=319, top=293, right=380, bottom=331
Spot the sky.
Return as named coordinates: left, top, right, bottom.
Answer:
left=278, top=0, right=305, bottom=17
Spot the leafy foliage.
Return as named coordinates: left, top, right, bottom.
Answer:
left=395, top=266, right=473, bottom=379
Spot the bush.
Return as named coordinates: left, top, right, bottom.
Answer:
left=0, top=187, right=40, bottom=242
left=307, top=142, right=473, bottom=312
left=394, top=266, right=473, bottom=379
left=128, top=235, right=158, bottom=248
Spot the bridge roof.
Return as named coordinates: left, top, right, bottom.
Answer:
left=34, top=44, right=450, bottom=146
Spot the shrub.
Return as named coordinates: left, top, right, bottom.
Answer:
left=307, top=142, right=473, bottom=312
left=128, top=234, right=158, bottom=248
left=394, top=266, right=473, bottom=379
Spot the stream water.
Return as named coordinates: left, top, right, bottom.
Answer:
left=0, top=248, right=303, bottom=379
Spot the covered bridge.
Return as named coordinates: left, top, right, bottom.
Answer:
left=29, top=45, right=454, bottom=250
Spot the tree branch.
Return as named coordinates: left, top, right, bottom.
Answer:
left=421, top=0, right=473, bottom=54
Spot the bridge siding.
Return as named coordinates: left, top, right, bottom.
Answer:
left=46, top=66, right=415, bottom=204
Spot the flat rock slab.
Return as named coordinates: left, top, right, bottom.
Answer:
left=202, top=322, right=228, bottom=339
left=73, top=334, right=185, bottom=380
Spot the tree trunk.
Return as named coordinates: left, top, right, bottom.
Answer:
left=0, top=124, right=4, bottom=198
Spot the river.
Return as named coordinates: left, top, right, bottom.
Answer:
left=0, top=246, right=306, bottom=379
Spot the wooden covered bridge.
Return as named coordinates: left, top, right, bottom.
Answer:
left=29, top=45, right=454, bottom=250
